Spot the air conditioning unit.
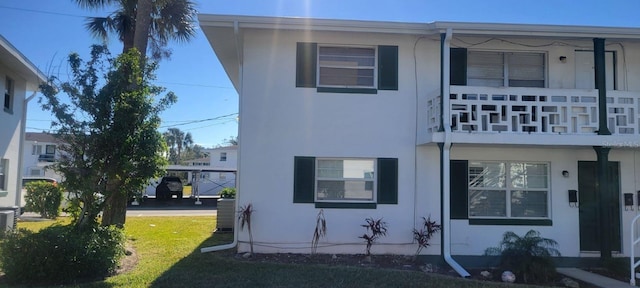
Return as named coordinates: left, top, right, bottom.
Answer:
left=0, top=210, right=15, bottom=232
left=0, top=206, right=20, bottom=230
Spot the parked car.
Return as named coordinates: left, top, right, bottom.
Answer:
left=155, top=176, right=184, bottom=200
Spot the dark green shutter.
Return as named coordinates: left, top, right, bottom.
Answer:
left=450, top=48, right=467, bottom=86
left=296, top=42, right=317, bottom=88
left=293, top=156, right=315, bottom=203
left=378, top=45, right=398, bottom=90
left=450, top=160, right=468, bottom=219
left=377, top=158, right=398, bottom=204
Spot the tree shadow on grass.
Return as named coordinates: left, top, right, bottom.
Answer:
left=149, top=231, right=238, bottom=287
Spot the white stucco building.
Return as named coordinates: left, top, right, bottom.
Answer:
left=22, top=132, right=63, bottom=182
left=199, top=15, right=640, bottom=267
left=0, top=35, right=46, bottom=210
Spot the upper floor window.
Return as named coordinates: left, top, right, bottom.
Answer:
left=318, top=46, right=376, bottom=88
left=296, top=43, right=398, bottom=93
left=451, top=49, right=545, bottom=88
left=220, top=152, right=227, bottom=162
left=32, top=144, right=42, bottom=155
left=4, top=77, right=14, bottom=113
left=45, top=145, right=56, bottom=155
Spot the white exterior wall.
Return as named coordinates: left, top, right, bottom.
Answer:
left=207, top=146, right=237, bottom=169
left=0, top=62, right=28, bottom=207
left=22, top=139, right=63, bottom=182
left=236, top=29, right=441, bottom=254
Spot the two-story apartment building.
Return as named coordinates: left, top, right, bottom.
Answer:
left=0, top=35, right=46, bottom=211
left=23, top=132, right=63, bottom=181
left=199, top=15, right=640, bottom=268
left=196, top=145, right=237, bottom=195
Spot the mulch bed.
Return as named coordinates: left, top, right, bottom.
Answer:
left=231, top=253, right=598, bottom=287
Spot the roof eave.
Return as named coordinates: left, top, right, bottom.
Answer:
left=0, top=35, right=47, bottom=91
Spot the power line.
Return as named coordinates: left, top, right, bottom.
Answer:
left=0, top=4, right=89, bottom=18
left=159, top=113, right=238, bottom=128
left=156, top=81, right=235, bottom=90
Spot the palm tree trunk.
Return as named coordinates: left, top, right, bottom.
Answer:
left=133, top=0, right=152, bottom=60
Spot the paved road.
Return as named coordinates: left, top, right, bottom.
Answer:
left=20, top=197, right=219, bottom=219
left=127, top=197, right=218, bottom=217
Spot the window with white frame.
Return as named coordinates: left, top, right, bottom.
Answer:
left=297, top=43, right=398, bottom=92
left=0, top=159, right=7, bottom=191
left=29, top=168, right=42, bottom=176
left=316, top=158, right=375, bottom=202
left=318, top=46, right=376, bottom=88
left=219, top=152, right=227, bottom=162
left=32, top=144, right=42, bottom=155
left=4, top=77, right=14, bottom=113
left=468, top=161, right=549, bottom=218
left=467, top=51, right=545, bottom=88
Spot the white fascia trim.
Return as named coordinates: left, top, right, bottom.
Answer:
left=198, top=14, right=431, bottom=35
left=199, top=14, right=640, bottom=40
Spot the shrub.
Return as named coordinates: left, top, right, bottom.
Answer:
left=412, top=216, right=441, bottom=257
left=219, top=187, right=236, bottom=199
left=0, top=224, right=125, bottom=285
left=311, top=209, right=327, bottom=255
left=484, top=230, right=560, bottom=284
left=23, top=181, right=63, bottom=219
left=359, top=217, right=388, bottom=256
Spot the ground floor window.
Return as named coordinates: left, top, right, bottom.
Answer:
left=0, top=159, right=7, bottom=191
left=468, top=161, right=549, bottom=219
left=294, top=156, right=398, bottom=208
left=316, top=158, right=375, bottom=202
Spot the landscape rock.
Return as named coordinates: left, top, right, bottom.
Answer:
left=242, top=252, right=252, bottom=259
left=421, top=263, right=434, bottom=273
left=501, top=271, right=516, bottom=283
left=480, top=270, right=492, bottom=279
left=561, top=277, right=580, bottom=288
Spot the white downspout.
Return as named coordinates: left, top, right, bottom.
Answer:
left=441, top=28, right=470, bottom=278
left=201, top=20, right=243, bottom=253
left=16, top=91, right=38, bottom=207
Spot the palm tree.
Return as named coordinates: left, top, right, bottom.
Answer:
left=74, top=0, right=196, bottom=60
left=164, top=128, right=193, bottom=164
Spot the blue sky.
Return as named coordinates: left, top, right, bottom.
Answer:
left=1, top=0, right=639, bottom=147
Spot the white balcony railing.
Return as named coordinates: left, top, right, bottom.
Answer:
left=427, top=86, right=640, bottom=135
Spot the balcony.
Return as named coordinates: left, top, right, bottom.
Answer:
left=425, top=86, right=640, bottom=146
left=38, top=154, right=57, bottom=163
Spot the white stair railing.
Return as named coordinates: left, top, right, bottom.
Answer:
left=630, top=214, right=640, bottom=285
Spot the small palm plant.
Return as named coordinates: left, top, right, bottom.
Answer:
left=238, top=203, right=255, bottom=255
left=311, top=209, right=327, bottom=255
left=359, top=217, right=388, bottom=256
left=412, top=216, right=441, bottom=258
left=484, top=230, right=560, bottom=284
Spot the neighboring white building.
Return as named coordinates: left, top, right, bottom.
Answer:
left=200, top=14, right=640, bottom=266
left=196, top=145, right=237, bottom=195
left=143, top=146, right=238, bottom=197
left=0, top=35, right=47, bottom=209
left=22, top=132, right=63, bottom=182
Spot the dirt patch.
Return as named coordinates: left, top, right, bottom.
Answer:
left=231, top=253, right=598, bottom=287
left=115, top=242, right=139, bottom=275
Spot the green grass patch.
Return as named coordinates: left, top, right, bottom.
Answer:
left=14, top=217, right=531, bottom=288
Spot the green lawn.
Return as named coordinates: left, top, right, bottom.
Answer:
left=14, top=217, right=531, bottom=288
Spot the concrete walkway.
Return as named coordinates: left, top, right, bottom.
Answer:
left=557, top=267, right=631, bottom=288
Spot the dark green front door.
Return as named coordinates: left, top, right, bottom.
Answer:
left=578, top=161, right=621, bottom=252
